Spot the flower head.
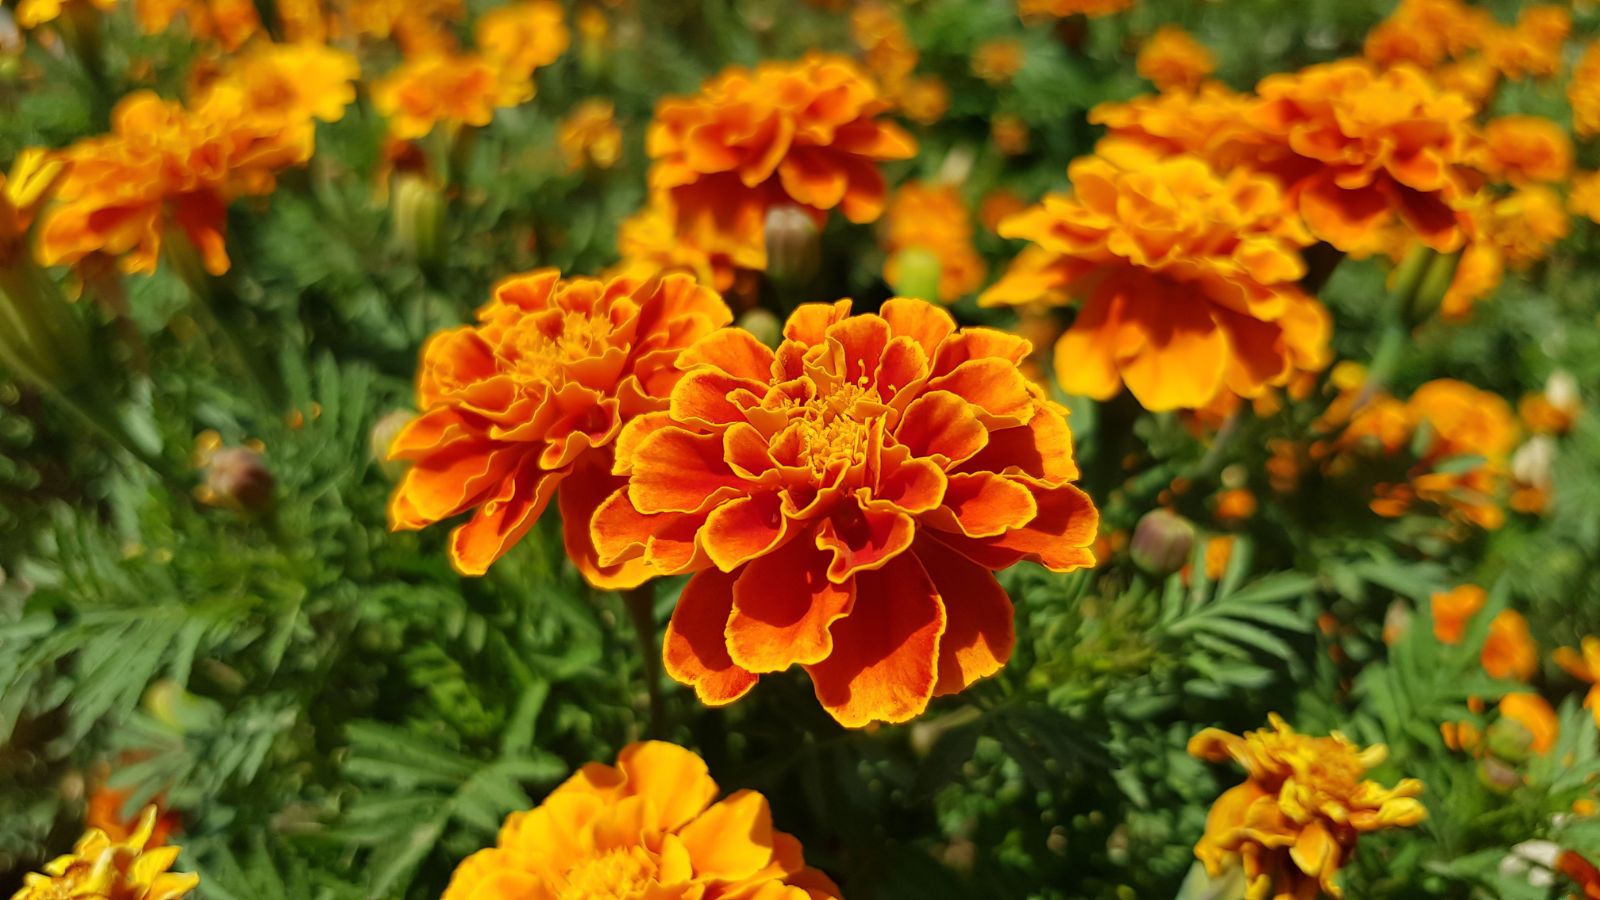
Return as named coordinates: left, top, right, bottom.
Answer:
left=1477, top=115, right=1572, bottom=186
left=388, top=271, right=732, bottom=584
left=1483, top=609, right=1538, bottom=681
left=223, top=41, right=361, bottom=125
left=1430, top=584, right=1485, bottom=645
left=443, top=741, right=840, bottom=900
left=475, top=0, right=569, bottom=80
left=1190, top=715, right=1425, bottom=900
left=971, top=38, right=1025, bottom=86
left=1572, top=172, right=1600, bottom=225
left=1554, top=637, right=1600, bottom=728
left=646, top=53, right=916, bottom=278
left=1573, top=42, right=1600, bottom=139
left=851, top=3, right=916, bottom=96
left=1362, top=0, right=1493, bottom=69
left=882, top=182, right=984, bottom=303
left=373, top=51, right=533, bottom=140
left=39, top=87, right=313, bottom=276
left=981, top=142, right=1329, bottom=412
left=559, top=99, right=623, bottom=172
left=1486, top=6, right=1569, bottom=81
left=134, top=0, right=261, bottom=50
left=13, top=806, right=198, bottom=900
left=1137, top=26, right=1216, bottom=92
left=615, top=195, right=759, bottom=292
left=594, top=298, right=1098, bottom=726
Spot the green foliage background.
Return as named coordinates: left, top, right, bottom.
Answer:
left=1, top=0, right=1598, bottom=897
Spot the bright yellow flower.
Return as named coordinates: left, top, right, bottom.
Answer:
left=12, top=806, right=198, bottom=900
left=134, top=0, right=261, bottom=51
left=222, top=41, right=360, bottom=125
left=372, top=51, right=533, bottom=140
left=39, top=86, right=314, bottom=276
left=971, top=38, right=1025, bottom=86
left=475, top=0, right=569, bottom=80
left=558, top=99, right=622, bottom=171
left=1190, top=715, right=1425, bottom=900
left=1574, top=42, right=1600, bottom=139
left=1486, top=5, right=1569, bottom=81
left=15, top=0, right=114, bottom=28
left=0, top=149, right=66, bottom=269
left=882, top=181, right=984, bottom=303
left=1554, top=636, right=1600, bottom=728
left=442, top=742, right=841, bottom=900
left=1137, top=26, right=1215, bottom=92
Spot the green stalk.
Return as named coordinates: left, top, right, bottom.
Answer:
left=623, top=583, right=664, bottom=738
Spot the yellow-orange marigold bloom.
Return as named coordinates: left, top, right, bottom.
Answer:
left=338, top=0, right=463, bottom=54
left=1434, top=57, right=1499, bottom=106
left=852, top=4, right=916, bottom=96
left=1488, top=185, right=1570, bottom=269
left=134, top=0, right=261, bottom=51
left=646, top=54, right=916, bottom=278
left=980, top=142, right=1329, bottom=412
left=1362, top=0, right=1494, bottom=69
left=1136, top=26, right=1215, bottom=92
left=223, top=41, right=360, bottom=125
left=1252, top=61, right=1479, bottom=253
left=1089, top=83, right=1266, bottom=172
left=442, top=741, right=841, bottom=900
left=388, top=271, right=731, bottom=584
left=991, top=114, right=1030, bottom=156
left=15, top=0, right=115, bottom=28
left=1477, top=116, right=1573, bottom=186
left=0, top=149, right=65, bottom=268
left=1498, top=692, right=1558, bottom=755
left=1430, top=584, right=1485, bottom=645
left=972, top=38, right=1025, bottom=86
left=558, top=99, right=623, bottom=171
left=1554, top=636, right=1600, bottom=728
left=896, top=76, right=950, bottom=126
left=1573, top=43, right=1600, bottom=139
left=475, top=0, right=569, bottom=80
left=614, top=195, right=758, bottom=292
left=882, top=182, right=985, bottom=303
left=1483, top=609, right=1538, bottom=681
left=1017, top=0, right=1131, bottom=18
left=1190, top=715, right=1425, bottom=900
left=372, top=51, right=533, bottom=140
left=593, top=298, right=1098, bottom=726
left=1404, top=379, right=1517, bottom=529
left=39, top=87, right=313, bottom=276
left=1486, top=6, right=1569, bottom=81
left=13, top=806, right=198, bottom=900
left=1572, top=172, right=1600, bottom=225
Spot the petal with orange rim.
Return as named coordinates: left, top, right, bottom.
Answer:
left=879, top=296, right=957, bottom=358
left=894, top=391, right=989, bottom=467
left=628, top=426, right=750, bottom=514
left=956, top=403, right=1078, bottom=483
left=930, top=482, right=1097, bottom=572
left=663, top=568, right=759, bottom=705
left=932, top=472, right=1037, bottom=538
left=558, top=451, right=653, bottom=590
left=679, top=327, right=778, bottom=382
left=390, top=441, right=525, bottom=530
left=783, top=300, right=854, bottom=345
left=805, top=553, right=946, bottom=727
left=727, top=535, right=855, bottom=673
left=703, top=492, right=791, bottom=572
left=449, top=469, right=562, bottom=576
left=924, top=358, right=1036, bottom=424
left=815, top=505, right=916, bottom=582
left=919, top=545, right=1015, bottom=697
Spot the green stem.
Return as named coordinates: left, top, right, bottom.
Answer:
left=623, top=583, right=664, bottom=738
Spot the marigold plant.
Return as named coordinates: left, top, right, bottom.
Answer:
left=388, top=271, right=731, bottom=583
left=1136, top=26, right=1215, bottom=92
left=1190, top=715, right=1426, bottom=900
left=593, top=297, right=1098, bottom=726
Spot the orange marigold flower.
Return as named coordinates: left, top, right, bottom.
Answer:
left=443, top=741, right=840, bottom=900
left=1483, top=609, right=1538, bottom=681
left=614, top=194, right=760, bottom=292
left=1089, top=83, right=1267, bottom=172
left=558, top=98, right=623, bottom=171
left=1017, top=0, right=1132, bottom=18
left=1477, top=115, right=1573, bottom=186
left=593, top=298, right=1099, bottom=726
left=971, top=38, right=1025, bottom=86
left=1136, top=26, right=1215, bottom=92
left=342, top=0, right=463, bottom=54
left=991, top=114, right=1031, bottom=156
left=1486, top=5, right=1569, bottom=81
left=475, top=0, right=569, bottom=80
left=13, top=806, right=198, bottom=900
left=852, top=3, right=916, bottom=96
left=1252, top=61, right=1479, bottom=253
left=882, top=182, right=985, bottom=303
left=1363, top=0, right=1493, bottom=68
left=372, top=51, right=533, bottom=140
left=896, top=75, right=950, bottom=126
left=1554, top=636, right=1600, bottom=728
left=1434, top=57, right=1499, bottom=106
left=134, top=0, right=261, bottom=50
left=86, top=779, right=180, bottom=846
left=980, top=142, right=1329, bottom=412
left=1430, top=584, right=1485, bottom=645
left=1572, top=171, right=1600, bottom=225
left=15, top=0, right=115, bottom=28
left=39, top=87, right=313, bottom=276
left=1574, top=43, right=1600, bottom=139
left=223, top=41, right=360, bottom=125
left=388, top=271, right=731, bottom=584
left=1498, top=692, right=1558, bottom=755
left=1405, top=379, right=1517, bottom=529
left=1190, top=714, right=1426, bottom=900
left=1487, top=185, right=1570, bottom=269
left=1212, top=488, right=1256, bottom=523
left=646, top=54, right=916, bottom=280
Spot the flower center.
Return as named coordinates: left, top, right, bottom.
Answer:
left=506, top=309, right=613, bottom=385
left=793, top=379, right=885, bottom=481
left=554, top=848, right=656, bottom=900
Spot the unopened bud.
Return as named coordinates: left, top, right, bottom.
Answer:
left=764, top=205, right=820, bottom=285
left=1405, top=249, right=1462, bottom=326
left=202, top=446, right=274, bottom=512
left=1485, top=716, right=1536, bottom=764
left=1130, top=509, right=1195, bottom=577
left=886, top=246, right=943, bottom=303
left=370, top=409, right=415, bottom=481
left=143, top=679, right=222, bottom=732
left=391, top=173, right=446, bottom=269
left=736, top=308, right=782, bottom=349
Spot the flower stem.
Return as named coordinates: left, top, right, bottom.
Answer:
left=623, top=583, right=663, bottom=737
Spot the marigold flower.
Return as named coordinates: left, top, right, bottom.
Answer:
left=340, top=0, right=463, bottom=54
left=1136, top=26, right=1215, bottom=92
left=593, top=298, right=1098, bottom=726
left=1486, top=6, right=1569, bottom=81
left=1483, top=609, right=1538, bottom=681
left=1573, top=43, right=1600, bottom=139
left=971, top=38, right=1025, bottom=86
left=86, top=778, right=180, bottom=846
left=882, top=182, right=984, bottom=303
left=1363, top=0, right=1493, bottom=69
left=980, top=142, right=1329, bottom=412
left=1477, top=116, right=1573, bottom=186
left=1190, top=714, right=1425, bottom=900
left=1404, top=379, right=1516, bottom=528
left=388, top=271, right=732, bottom=584
left=1252, top=61, right=1479, bottom=253
left=475, top=0, right=569, bottom=80
left=0, top=148, right=65, bottom=268
left=39, top=87, right=313, bottom=276
left=1434, top=57, right=1499, bottom=106
left=558, top=98, right=623, bottom=171
left=1487, top=185, right=1570, bottom=269
left=13, top=806, right=198, bottom=900
left=896, top=76, right=950, bottom=126
left=646, top=54, right=916, bottom=280
left=1498, top=692, right=1558, bottom=755
left=1089, top=83, right=1266, bottom=171
left=1572, top=172, right=1600, bottom=225
left=991, top=114, right=1031, bottom=156
left=15, top=0, right=114, bottom=28
left=851, top=3, right=916, bottom=96
left=442, top=741, right=841, bottom=900
left=372, top=51, right=533, bottom=140
left=134, top=0, right=260, bottom=50
left=1430, top=584, right=1485, bottom=645
left=223, top=41, right=360, bottom=125
left=1554, top=636, right=1600, bottom=728
left=1017, top=0, right=1131, bottom=18
left=615, top=195, right=759, bottom=292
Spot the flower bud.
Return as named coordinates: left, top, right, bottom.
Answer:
left=763, top=204, right=820, bottom=286
left=391, top=172, right=446, bottom=269
left=1130, top=509, right=1195, bottom=577
left=736, top=308, right=782, bottom=349
left=1485, top=716, right=1536, bottom=764
left=886, top=246, right=943, bottom=303
left=201, top=446, right=274, bottom=513
left=369, top=408, right=415, bottom=481
left=143, top=679, right=223, bottom=733
left=1405, top=249, right=1462, bottom=326
left=1477, top=756, right=1522, bottom=793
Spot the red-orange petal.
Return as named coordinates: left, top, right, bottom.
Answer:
left=920, top=546, right=1015, bottom=697
left=727, top=535, right=855, bottom=673
left=663, top=568, right=759, bottom=705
